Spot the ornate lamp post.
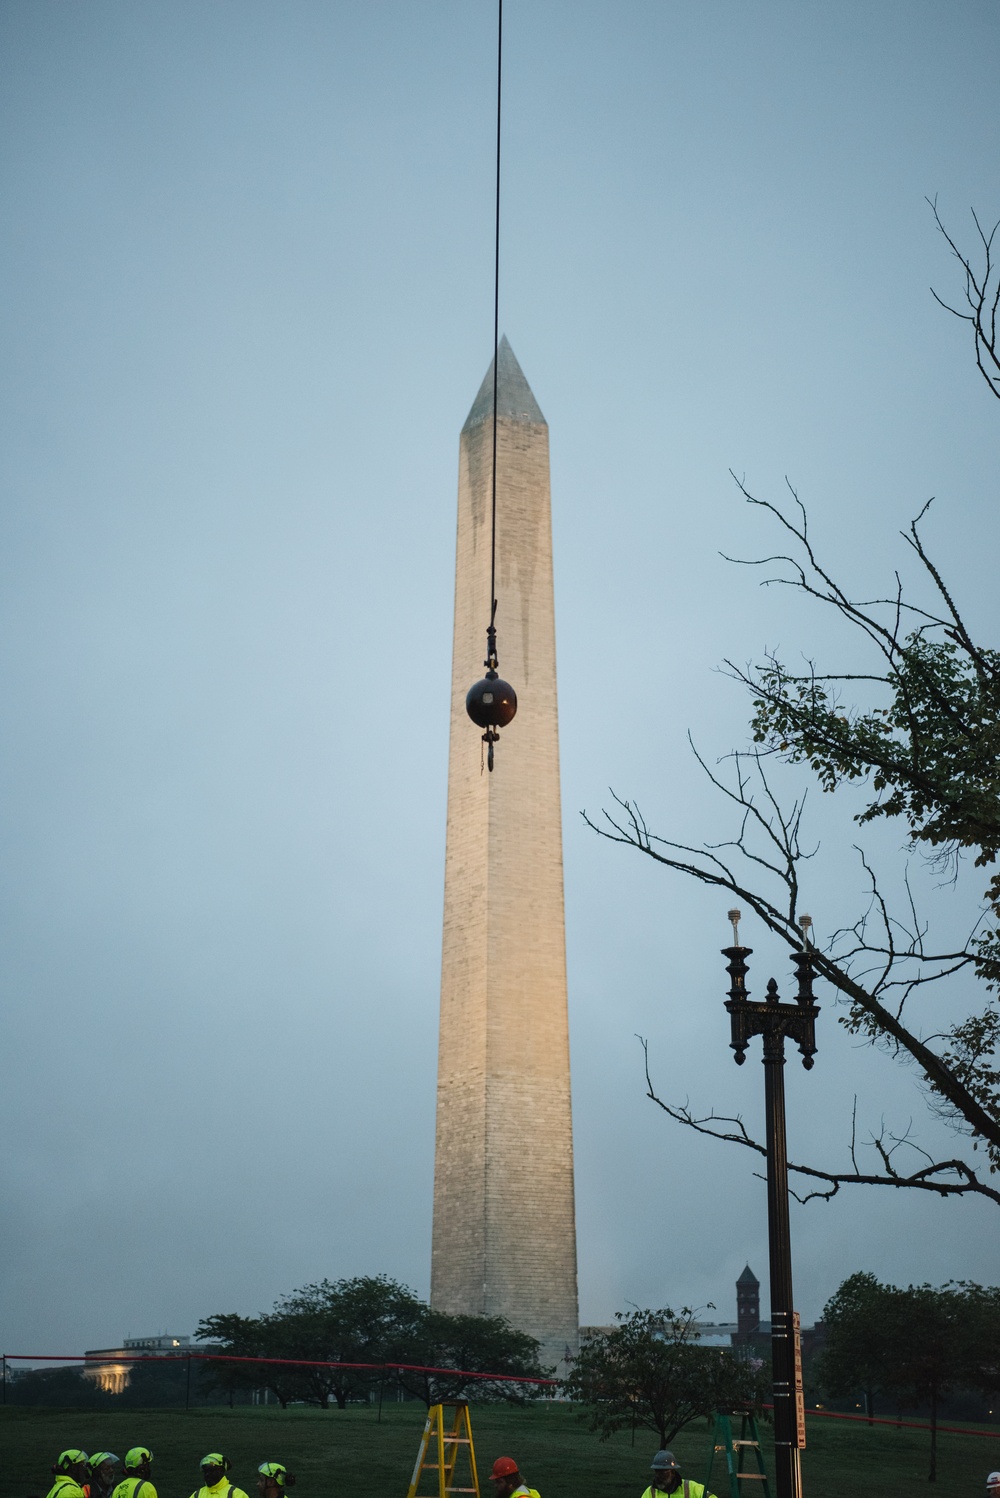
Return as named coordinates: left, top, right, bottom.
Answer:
left=723, top=910, right=819, bottom=1498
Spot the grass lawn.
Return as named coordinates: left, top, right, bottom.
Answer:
left=1, top=1403, right=996, bottom=1498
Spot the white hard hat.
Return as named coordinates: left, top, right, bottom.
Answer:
left=986, top=1476, right=1000, bottom=1490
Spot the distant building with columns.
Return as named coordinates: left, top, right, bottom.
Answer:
left=83, top=1333, right=191, bottom=1393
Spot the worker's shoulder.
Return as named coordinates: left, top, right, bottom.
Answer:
left=49, top=1481, right=85, bottom=1498
left=227, top=1487, right=250, bottom=1498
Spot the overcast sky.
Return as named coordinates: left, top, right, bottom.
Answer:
left=2, top=1, right=998, bottom=1357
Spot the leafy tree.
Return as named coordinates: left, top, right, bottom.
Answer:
left=890, top=1284, right=971, bottom=1482
left=818, top=1275, right=997, bottom=1481
left=199, top=1277, right=426, bottom=1409
left=198, top=1276, right=548, bottom=1411
left=6, top=1366, right=106, bottom=1409
left=115, top=1355, right=199, bottom=1409
left=817, top=1272, right=897, bottom=1423
left=196, top=1311, right=307, bottom=1408
left=394, top=1308, right=550, bottom=1407
left=950, top=1280, right=1000, bottom=1406
left=563, top=1308, right=767, bottom=1448
left=587, top=206, right=1000, bottom=1205
left=267, top=1275, right=425, bottom=1408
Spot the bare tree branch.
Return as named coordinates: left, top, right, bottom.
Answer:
left=584, top=738, right=1000, bottom=1160
left=929, top=197, right=1000, bottom=404
left=639, top=1039, right=1000, bottom=1207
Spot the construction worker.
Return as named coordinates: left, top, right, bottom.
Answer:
left=641, top=1451, right=716, bottom=1498
left=88, top=1455, right=121, bottom=1498
left=488, top=1457, right=539, bottom=1498
left=46, top=1451, right=90, bottom=1498
left=111, top=1448, right=156, bottom=1498
left=190, top=1454, right=250, bottom=1498
left=257, top=1464, right=296, bottom=1498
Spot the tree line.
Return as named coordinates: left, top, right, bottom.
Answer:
left=819, top=1273, right=1000, bottom=1481
left=557, top=1277, right=999, bottom=1483
left=197, top=1274, right=550, bottom=1408
left=563, top=1307, right=770, bottom=1449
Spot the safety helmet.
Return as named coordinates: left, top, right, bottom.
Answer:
left=124, top=1450, right=152, bottom=1472
left=201, top=1456, right=231, bottom=1474
left=490, top=1458, right=519, bottom=1480
left=257, top=1466, right=288, bottom=1488
left=56, top=1452, right=89, bottom=1473
left=651, top=1452, right=681, bottom=1472
left=986, top=1478, right=1000, bottom=1490
left=89, top=1455, right=120, bottom=1472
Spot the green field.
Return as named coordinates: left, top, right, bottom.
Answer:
left=2, top=1403, right=996, bottom=1498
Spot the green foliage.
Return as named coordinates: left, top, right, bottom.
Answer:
left=818, top=1274, right=1000, bottom=1481
left=816, top=1273, right=893, bottom=1413
left=5, top=1360, right=221, bottom=1412
left=751, top=635, right=1000, bottom=880
left=590, top=496, right=1000, bottom=1199
left=736, top=500, right=1000, bottom=1174
left=750, top=629, right=1000, bottom=1052
left=198, top=1276, right=547, bottom=1411
left=196, top=1312, right=310, bottom=1409
left=951, top=1281, right=1000, bottom=1401
left=394, top=1309, right=551, bottom=1406
left=5, top=1367, right=106, bottom=1410
left=562, top=1308, right=768, bottom=1449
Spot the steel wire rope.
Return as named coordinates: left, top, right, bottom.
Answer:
left=464, top=0, right=516, bottom=772
left=488, top=0, right=503, bottom=662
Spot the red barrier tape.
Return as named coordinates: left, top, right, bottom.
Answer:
left=1, top=1352, right=557, bottom=1386
left=4, top=1359, right=993, bottom=1429
left=765, top=1405, right=998, bottom=1440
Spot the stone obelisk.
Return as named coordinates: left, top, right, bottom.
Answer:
left=431, top=337, right=579, bottom=1373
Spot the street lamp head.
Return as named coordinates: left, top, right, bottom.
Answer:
left=799, top=914, right=813, bottom=946
left=723, top=936, right=752, bottom=1065
left=728, top=908, right=742, bottom=945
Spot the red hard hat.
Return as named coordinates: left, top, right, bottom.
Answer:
left=490, top=1458, right=519, bottom=1480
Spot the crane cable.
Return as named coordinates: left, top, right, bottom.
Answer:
left=466, top=0, right=517, bottom=772
left=487, top=0, right=503, bottom=670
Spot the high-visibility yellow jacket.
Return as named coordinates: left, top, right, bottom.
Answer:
left=511, top=1485, right=541, bottom=1498
left=641, top=1481, right=714, bottom=1498
left=46, top=1477, right=86, bottom=1498
left=112, top=1477, right=156, bottom=1498
left=189, top=1479, right=250, bottom=1498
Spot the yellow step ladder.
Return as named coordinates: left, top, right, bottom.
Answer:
left=406, top=1400, right=481, bottom=1498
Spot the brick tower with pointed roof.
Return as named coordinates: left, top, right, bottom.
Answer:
left=737, top=1264, right=761, bottom=1338
left=431, top=338, right=579, bottom=1373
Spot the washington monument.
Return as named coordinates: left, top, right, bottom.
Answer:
left=431, top=337, right=579, bottom=1372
